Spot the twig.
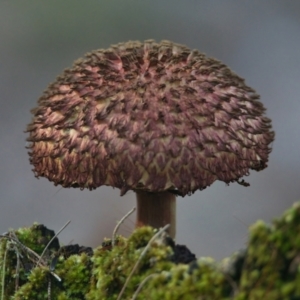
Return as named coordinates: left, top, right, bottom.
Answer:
left=37, top=220, right=71, bottom=266
left=222, top=272, right=239, bottom=297
left=0, top=235, right=46, bottom=265
left=3, top=232, right=22, bottom=291
left=131, top=273, right=158, bottom=300
left=1, top=243, right=8, bottom=300
left=2, top=230, right=63, bottom=281
left=112, top=207, right=136, bottom=247
left=117, top=224, right=170, bottom=300
left=15, top=248, right=20, bottom=291
left=48, top=278, right=51, bottom=300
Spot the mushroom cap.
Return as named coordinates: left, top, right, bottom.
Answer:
left=26, top=40, right=274, bottom=196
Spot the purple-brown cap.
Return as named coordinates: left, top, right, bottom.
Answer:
left=26, top=40, right=274, bottom=197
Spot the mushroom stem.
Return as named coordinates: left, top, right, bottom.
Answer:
left=135, top=191, right=176, bottom=238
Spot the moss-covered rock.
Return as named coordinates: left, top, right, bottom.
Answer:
left=234, top=202, right=300, bottom=299
left=1, top=202, right=300, bottom=299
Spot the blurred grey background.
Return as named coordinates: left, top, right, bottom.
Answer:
left=0, top=1, right=299, bottom=260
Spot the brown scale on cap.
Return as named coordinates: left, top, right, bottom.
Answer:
left=26, top=40, right=274, bottom=238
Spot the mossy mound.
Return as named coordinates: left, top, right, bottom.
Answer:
left=1, top=202, right=300, bottom=299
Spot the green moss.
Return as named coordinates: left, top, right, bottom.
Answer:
left=235, top=202, right=300, bottom=300
left=137, top=258, right=231, bottom=300
left=1, top=202, right=300, bottom=299
left=13, top=267, right=49, bottom=300
left=86, top=227, right=174, bottom=300
left=15, top=223, right=59, bottom=255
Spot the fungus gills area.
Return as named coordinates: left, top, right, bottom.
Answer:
left=27, top=40, right=274, bottom=196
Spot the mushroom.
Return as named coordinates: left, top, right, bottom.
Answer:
left=26, top=40, right=274, bottom=238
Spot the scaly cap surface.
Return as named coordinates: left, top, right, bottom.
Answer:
left=27, top=40, right=274, bottom=196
